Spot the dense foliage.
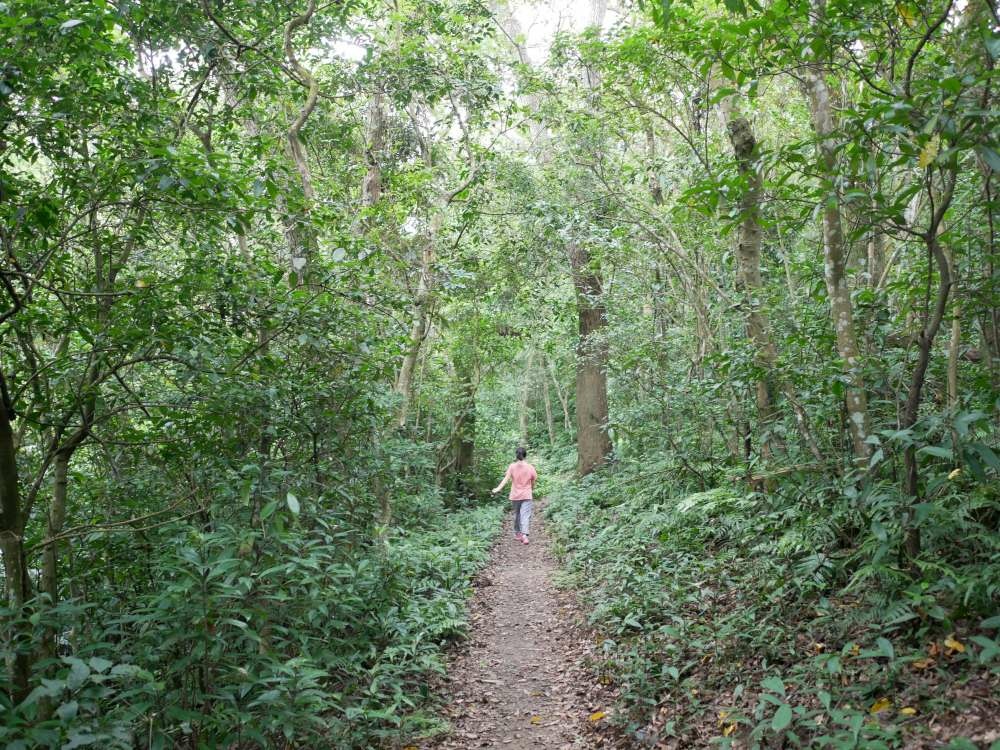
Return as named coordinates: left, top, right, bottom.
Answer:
left=2, top=0, right=998, bottom=747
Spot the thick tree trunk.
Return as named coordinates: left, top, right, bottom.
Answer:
left=569, top=244, right=612, bottom=476
left=0, top=375, right=30, bottom=698
left=804, top=19, right=871, bottom=464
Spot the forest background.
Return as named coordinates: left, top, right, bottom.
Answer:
left=1, top=0, right=998, bottom=747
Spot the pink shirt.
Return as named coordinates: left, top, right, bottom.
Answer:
left=505, top=461, right=537, bottom=501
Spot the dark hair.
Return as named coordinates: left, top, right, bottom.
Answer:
left=515, top=446, right=527, bottom=461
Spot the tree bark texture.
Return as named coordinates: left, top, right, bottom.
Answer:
left=0, top=374, right=30, bottom=698
left=804, top=23, right=872, bottom=464
left=568, top=244, right=612, bottom=476
left=721, top=99, right=777, bottom=459
left=902, top=178, right=956, bottom=559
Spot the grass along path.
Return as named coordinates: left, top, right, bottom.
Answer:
left=425, top=499, right=621, bottom=750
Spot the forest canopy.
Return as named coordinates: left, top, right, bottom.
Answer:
left=1, top=0, right=998, bottom=747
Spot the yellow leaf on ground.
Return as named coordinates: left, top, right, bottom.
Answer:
left=530, top=715, right=542, bottom=725
left=900, top=706, right=917, bottom=716
left=849, top=643, right=861, bottom=656
left=912, top=657, right=935, bottom=670
left=870, top=697, right=892, bottom=714
left=589, top=711, right=607, bottom=722
left=944, top=634, right=965, bottom=653
left=723, top=722, right=737, bottom=736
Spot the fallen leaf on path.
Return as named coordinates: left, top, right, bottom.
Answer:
left=870, top=697, right=892, bottom=714
left=589, top=710, right=606, bottom=722
left=944, top=634, right=965, bottom=653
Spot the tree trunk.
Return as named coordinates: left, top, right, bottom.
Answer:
left=518, top=351, right=532, bottom=444
left=804, top=13, right=871, bottom=465
left=283, top=0, right=319, bottom=285
left=548, top=360, right=571, bottom=433
left=569, top=244, right=612, bottom=475
left=903, top=178, right=956, bottom=559
left=947, top=247, right=960, bottom=409
left=453, top=360, right=476, bottom=478
left=0, top=374, right=30, bottom=698
left=361, top=91, right=387, bottom=210
left=395, top=237, right=435, bottom=428
left=543, top=373, right=556, bottom=447
left=721, top=97, right=777, bottom=459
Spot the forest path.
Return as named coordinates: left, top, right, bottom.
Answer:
left=425, top=499, right=617, bottom=750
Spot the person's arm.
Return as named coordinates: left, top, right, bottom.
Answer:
left=491, top=468, right=511, bottom=495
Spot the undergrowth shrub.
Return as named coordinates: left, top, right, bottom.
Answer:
left=547, top=457, right=1000, bottom=749
left=0, top=497, right=502, bottom=749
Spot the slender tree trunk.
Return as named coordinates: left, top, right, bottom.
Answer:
left=722, top=98, right=823, bottom=464
left=548, top=361, right=571, bottom=432
left=41, top=449, right=70, bottom=605
left=903, top=177, right=956, bottom=559
left=453, top=360, right=476, bottom=478
left=395, top=235, right=436, bottom=428
left=568, top=244, right=612, bottom=475
left=804, top=12, right=871, bottom=464
left=721, top=97, right=777, bottom=459
left=947, top=246, right=960, bottom=409
left=283, top=0, right=319, bottom=286
left=361, top=91, right=387, bottom=210
left=543, top=373, right=556, bottom=447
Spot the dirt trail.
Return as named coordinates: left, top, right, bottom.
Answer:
left=426, top=499, right=620, bottom=750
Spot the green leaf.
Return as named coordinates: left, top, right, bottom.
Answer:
left=286, top=492, right=300, bottom=515
left=916, top=445, right=952, bottom=460
left=976, top=145, right=1000, bottom=172
left=88, top=656, right=112, bottom=673
left=954, top=410, right=986, bottom=437
left=59, top=19, right=84, bottom=32
left=772, top=702, right=793, bottom=731
left=972, top=442, right=1000, bottom=471
left=876, top=637, right=894, bottom=660
left=761, top=675, right=785, bottom=696
left=56, top=700, right=79, bottom=720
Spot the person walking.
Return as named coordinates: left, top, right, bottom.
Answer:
left=492, top=447, right=537, bottom=545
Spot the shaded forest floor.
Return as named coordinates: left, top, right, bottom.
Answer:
left=423, top=499, right=625, bottom=750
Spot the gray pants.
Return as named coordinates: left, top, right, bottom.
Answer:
left=512, top=500, right=533, bottom=536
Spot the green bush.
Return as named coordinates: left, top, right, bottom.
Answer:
left=0, top=500, right=501, bottom=749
